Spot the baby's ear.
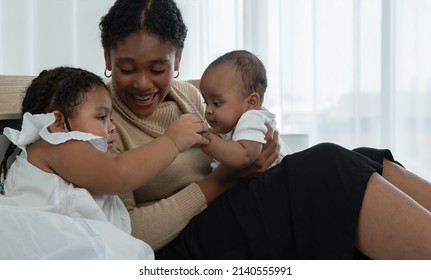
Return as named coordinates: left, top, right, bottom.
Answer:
left=49, top=110, right=69, bottom=132
left=247, top=92, right=261, bottom=109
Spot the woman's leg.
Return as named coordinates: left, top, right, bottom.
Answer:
left=353, top=146, right=431, bottom=211
left=157, top=143, right=382, bottom=259
left=157, top=143, right=431, bottom=259
left=382, top=159, right=431, bottom=211
left=356, top=172, right=431, bottom=259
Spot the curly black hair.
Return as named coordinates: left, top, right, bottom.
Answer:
left=0, top=66, right=107, bottom=181
left=99, top=0, right=187, bottom=52
left=22, top=66, right=106, bottom=119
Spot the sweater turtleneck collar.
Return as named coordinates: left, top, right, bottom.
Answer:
left=109, top=80, right=204, bottom=138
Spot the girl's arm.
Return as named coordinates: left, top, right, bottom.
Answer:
left=35, top=114, right=208, bottom=195
left=201, top=132, right=262, bottom=168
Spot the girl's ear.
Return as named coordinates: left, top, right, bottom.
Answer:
left=49, top=110, right=69, bottom=132
left=247, top=92, right=261, bottom=110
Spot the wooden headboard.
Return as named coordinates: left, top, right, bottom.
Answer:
left=0, top=75, right=34, bottom=132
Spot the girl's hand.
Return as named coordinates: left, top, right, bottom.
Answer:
left=164, top=114, right=209, bottom=152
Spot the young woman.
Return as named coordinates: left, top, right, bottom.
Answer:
left=100, top=0, right=431, bottom=259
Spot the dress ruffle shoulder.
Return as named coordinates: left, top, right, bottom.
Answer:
left=3, top=112, right=107, bottom=153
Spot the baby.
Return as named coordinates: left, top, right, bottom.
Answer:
left=200, top=50, right=290, bottom=169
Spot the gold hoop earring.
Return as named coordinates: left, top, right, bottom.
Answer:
left=104, top=68, right=112, bottom=78
left=174, top=70, right=180, bottom=79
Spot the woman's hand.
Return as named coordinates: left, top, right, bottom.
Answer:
left=197, top=124, right=280, bottom=204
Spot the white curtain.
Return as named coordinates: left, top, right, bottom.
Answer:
left=179, top=0, right=431, bottom=181
left=1, top=0, right=431, bottom=181
left=0, top=0, right=115, bottom=76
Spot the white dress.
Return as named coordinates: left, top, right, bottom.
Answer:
left=210, top=107, right=291, bottom=169
left=0, top=112, right=154, bottom=259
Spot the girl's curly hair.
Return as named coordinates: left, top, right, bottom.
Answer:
left=1, top=66, right=107, bottom=181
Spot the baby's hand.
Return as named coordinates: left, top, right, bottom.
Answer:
left=200, top=127, right=216, bottom=141
left=165, top=114, right=209, bottom=152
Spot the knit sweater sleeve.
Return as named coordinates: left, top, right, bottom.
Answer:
left=120, top=183, right=206, bottom=250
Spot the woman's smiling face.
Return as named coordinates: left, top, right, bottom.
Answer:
left=105, top=31, right=181, bottom=117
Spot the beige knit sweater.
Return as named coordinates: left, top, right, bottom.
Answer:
left=109, top=80, right=213, bottom=250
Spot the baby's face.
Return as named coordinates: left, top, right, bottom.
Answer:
left=200, top=65, right=250, bottom=134
left=68, top=86, right=116, bottom=150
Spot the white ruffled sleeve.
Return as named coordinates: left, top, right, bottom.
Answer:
left=3, top=112, right=107, bottom=152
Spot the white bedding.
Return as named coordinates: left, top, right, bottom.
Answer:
left=0, top=203, right=154, bottom=260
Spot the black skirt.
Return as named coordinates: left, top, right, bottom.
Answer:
left=155, top=142, right=396, bottom=260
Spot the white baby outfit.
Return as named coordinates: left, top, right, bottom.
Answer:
left=0, top=112, right=154, bottom=259
left=210, top=107, right=291, bottom=169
